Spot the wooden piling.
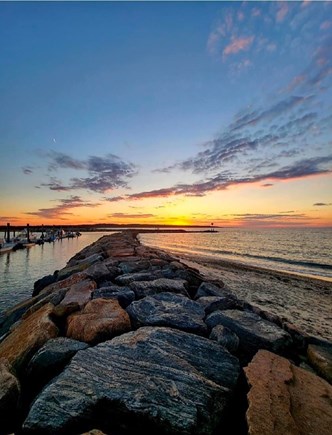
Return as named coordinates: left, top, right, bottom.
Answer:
left=6, top=223, right=10, bottom=243
left=27, top=223, right=30, bottom=243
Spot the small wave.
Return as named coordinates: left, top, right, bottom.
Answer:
left=211, top=249, right=332, bottom=271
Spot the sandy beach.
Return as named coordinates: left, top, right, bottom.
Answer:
left=170, top=252, right=332, bottom=342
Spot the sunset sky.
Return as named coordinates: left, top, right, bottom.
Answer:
left=0, top=1, right=331, bottom=227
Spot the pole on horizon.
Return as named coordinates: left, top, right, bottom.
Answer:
left=27, top=223, right=30, bottom=243
left=6, top=223, right=10, bottom=243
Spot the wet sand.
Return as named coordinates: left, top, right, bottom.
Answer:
left=172, top=252, right=332, bottom=342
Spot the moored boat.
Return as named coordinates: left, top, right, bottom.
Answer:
left=0, top=239, right=16, bottom=254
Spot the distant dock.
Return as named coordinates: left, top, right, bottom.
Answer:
left=0, top=223, right=81, bottom=255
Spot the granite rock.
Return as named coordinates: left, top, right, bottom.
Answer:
left=23, top=327, right=240, bottom=434
left=205, top=309, right=292, bottom=359
left=129, top=278, right=189, bottom=299
left=245, top=349, right=332, bottom=435
left=127, top=292, right=207, bottom=335
left=0, top=303, right=58, bottom=374
left=66, top=298, right=131, bottom=344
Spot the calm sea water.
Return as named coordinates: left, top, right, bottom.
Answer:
left=0, top=231, right=113, bottom=314
left=139, top=227, right=332, bottom=281
left=1, top=228, right=331, bottom=315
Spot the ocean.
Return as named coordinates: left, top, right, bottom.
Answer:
left=139, top=227, right=332, bottom=280
left=0, top=227, right=331, bottom=314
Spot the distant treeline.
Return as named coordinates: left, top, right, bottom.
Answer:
left=0, top=223, right=218, bottom=232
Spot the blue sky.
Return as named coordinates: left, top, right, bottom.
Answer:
left=0, top=1, right=331, bottom=226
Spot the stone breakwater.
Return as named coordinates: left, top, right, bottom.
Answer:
left=0, top=231, right=331, bottom=435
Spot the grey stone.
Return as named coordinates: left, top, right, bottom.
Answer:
left=115, top=270, right=164, bottom=286
left=84, top=262, right=115, bottom=283
left=118, top=259, right=151, bottom=274
left=26, top=337, right=88, bottom=392
left=197, top=295, right=240, bottom=314
left=127, top=292, right=207, bottom=335
left=205, top=309, right=292, bottom=358
left=129, top=278, right=189, bottom=299
left=195, top=281, right=227, bottom=300
left=23, top=327, right=240, bottom=434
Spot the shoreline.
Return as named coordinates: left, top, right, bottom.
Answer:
left=167, top=250, right=332, bottom=342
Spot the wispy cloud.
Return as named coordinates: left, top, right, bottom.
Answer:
left=320, top=20, right=332, bottom=31
left=226, top=212, right=316, bottom=227
left=0, top=216, right=21, bottom=222
left=313, top=202, right=332, bottom=206
left=39, top=152, right=137, bottom=193
left=276, top=2, right=289, bottom=23
left=223, top=36, right=255, bottom=58
left=22, top=166, right=34, bottom=175
left=47, top=151, right=85, bottom=171
left=25, top=195, right=101, bottom=219
left=108, top=213, right=155, bottom=219
left=106, top=155, right=332, bottom=202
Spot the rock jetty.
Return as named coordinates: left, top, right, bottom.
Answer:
left=0, top=231, right=331, bottom=434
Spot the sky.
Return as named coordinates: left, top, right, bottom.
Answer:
left=0, top=0, right=331, bottom=228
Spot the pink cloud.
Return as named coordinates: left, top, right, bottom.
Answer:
left=283, top=74, right=306, bottom=93
left=266, top=43, right=277, bottom=52
left=320, top=21, right=332, bottom=30
left=301, top=1, right=311, bottom=8
left=207, top=31, right=221, bottom=54
left=237, top=11, right=245, bottom=21
left=276, top=2, right=289, bottom=22
left=252, top=8, right=261, bottom=17
left=223, top=36, right=255, bottom=58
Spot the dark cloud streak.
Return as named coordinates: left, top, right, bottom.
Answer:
left=25, top=195, right=101, bottom=219
left=108, top=155, right=332, bottom=202
left=41, top=152, right=137, bottom=193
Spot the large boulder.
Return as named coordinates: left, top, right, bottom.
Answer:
left=84, top=262, right=118, bottom=283
left=118, top=259, right=151, bottom=274
left=23, top=327, right=240, bottom=435
left=244, top=349, right=332, bottom=435
left=68, top=253, right=104, bottom=268
left=26, top=337, right=89, bottom=393
left=40, top=271, right=90, bottom=296
left=130, top=278, right=189, bottom=299
left=194, top=281, right=227, bottom=300
left=0, top=303, right=58, bottom=374
left=115, top=270, right=164, bottom=285
left=66, top=298, right=131, bottom=344
left=127, top=292, right=207, bottom=335
left=205, top=309, right=292, bottom=359
left=197, top=295, right=240, bottom=314
left=59, top=279, right=97, bottom=309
